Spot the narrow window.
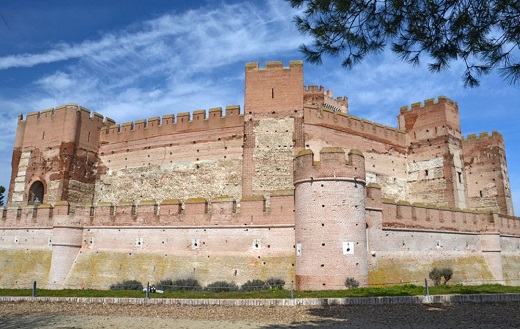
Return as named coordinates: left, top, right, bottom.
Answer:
left=87, top=131, right=91, bottom=142
left=457, top=171, right=462, bottom=184
left=271, top=88, right=274, bottom=99
left=479, top=190, right=483, bottom=197
left=425, top=169, right=429, bottom=177
left=42, top=131, right=45, bottom=140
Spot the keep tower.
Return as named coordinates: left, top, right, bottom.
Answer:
left=293, top=147, right=368, bottom=290
left=242, top=61, right=305, bottom=196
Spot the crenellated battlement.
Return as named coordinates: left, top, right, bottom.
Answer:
left=294, top=147, right=366, bottom=184
left=0, top=192, right=295, bottom=228
left=304, top=85, right=348, bottom=113
left=399, top=96, right=458, bottom=113
left=99, top=105, right=243, bottom=143
left=245, top=60, right=303, bottom=71
left=463, top=130, right=504, bottom=143
left=303, top=105, right=406, bottom=146
left=378, top=198, right=520, bottom=237
left=21, top=103, right=113, bottom=126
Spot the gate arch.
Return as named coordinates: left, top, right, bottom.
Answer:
left=28, top=181, right=44, bottom=205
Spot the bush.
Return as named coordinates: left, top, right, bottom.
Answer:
left=345, top=277, right=360, bottom=289
left=241, top=279, right=267, bottom=291
left=266, top=277, right=285, bottom=290
left=155, top=279, right=174, bottom=291
left=205, top=281, right=239, bottom=292
left=441, top=267, right=453, bottom=284
left=156, top=278, right=202, bottom=291
left=429, top=268, right=442, bottom=286
left=429, top=267, right=454, bottom=286
left=109, top=280, right=143, bottom=291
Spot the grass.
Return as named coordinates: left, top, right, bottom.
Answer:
left=1, top=284, right=520, bottom=299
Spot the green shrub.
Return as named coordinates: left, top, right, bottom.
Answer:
left=205, top=281, right=239, bottom=292
left=156, top=278, right=202, bottom=291
left=155, top=279, right=174, bottom=291
left=429, top=268, right=443, bottom=286
left=266, top=277, right=285, bottom=290
left=345, top=277, right=360, bottom=289
left=241, top=279, right=266, bottom=291
left=441, top=267, right=453, bottom=284
left=429, top=267, right=454, bottom=286
left=109, top=280, right=143, bottom=291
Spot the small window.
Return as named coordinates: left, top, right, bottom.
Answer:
left=457, top=172, right=462, bottom=184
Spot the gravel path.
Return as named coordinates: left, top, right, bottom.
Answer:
left=1, top=301, right=519, bottom=328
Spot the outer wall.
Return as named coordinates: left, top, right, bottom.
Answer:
left=63, top=226, right=294, bottom=289
left=366, top=209, right=516, bottom=285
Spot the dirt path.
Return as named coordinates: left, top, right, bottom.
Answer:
left=1, top=301, right=519, bottom=328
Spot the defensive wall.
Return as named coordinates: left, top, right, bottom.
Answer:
left=1, top=182, right=520, bottom=289
left=2, top=60, right=518, bottom=290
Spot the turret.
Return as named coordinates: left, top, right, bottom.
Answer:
left=294, top=147, right=367, bottom=290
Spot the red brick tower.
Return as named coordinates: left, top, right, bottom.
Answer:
left=242, top=61, right=305, bottom=196
left=8, top=104, right=108, bottom=205
left=294, top=147, right=367, bottom=290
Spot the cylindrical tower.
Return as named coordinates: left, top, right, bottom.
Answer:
left=294, top=147, right=367, bottom=290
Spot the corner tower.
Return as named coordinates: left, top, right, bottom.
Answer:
left=8, top=104, right=108, bottom=205
left=463, top=131, right=514, bottom=215
left=294, top=147, right=367, bottom=290
left=398, top=97, right=467, bottom=208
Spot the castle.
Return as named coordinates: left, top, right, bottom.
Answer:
left=1, top=61, right=519, bottom=290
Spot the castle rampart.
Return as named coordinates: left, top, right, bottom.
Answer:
left=99, top=106, right=243, bottom=143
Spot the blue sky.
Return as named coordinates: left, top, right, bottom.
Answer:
left=1, top=0, right=519, bottom=212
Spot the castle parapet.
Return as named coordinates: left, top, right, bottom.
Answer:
left=381, top=199, right=520, bottom=236
left=399, top=96, right=458, bottom=113
left=304, top=85, right=348, bottom=113
left=294, top=147, right=365, bottom=184
left=398, top=96, right=461, bottom=139
left=303, top=105, right=405, bottom=146
left=464, top=131, right=504, bottom=144
left=1, top=204, right=55, bottom=227
left=99, top=106, right=243, bottom=143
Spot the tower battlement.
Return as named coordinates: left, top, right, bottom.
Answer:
left=464, top=130, right=504, bottom=143
left=304, top=85, right=348, bottom=113
left=245, top=60, right=303, bottom=71
left=294, top=147, right=366, bottom=184
left=399, top=96, right=458, bottom=113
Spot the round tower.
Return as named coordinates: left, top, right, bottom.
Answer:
left=294, top=147, right=367, bottom=290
